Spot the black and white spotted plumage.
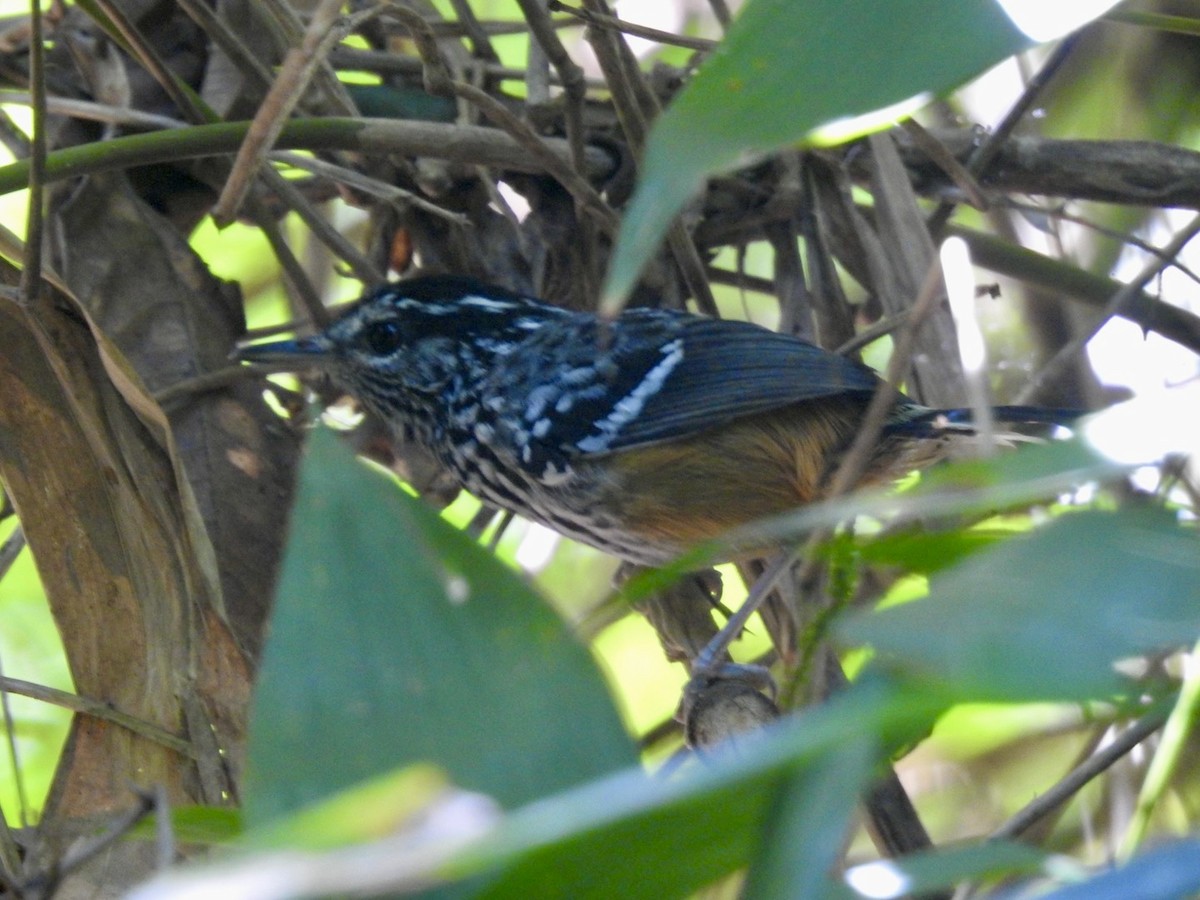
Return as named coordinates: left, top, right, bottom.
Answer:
left=238, top=275, right=1073, bottom=563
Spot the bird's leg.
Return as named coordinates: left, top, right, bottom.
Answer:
left=691, top=548, right=801, bottom=678
left=630, top=566, right=725, bottom=664
left=676, top=550, right=799, bottom=748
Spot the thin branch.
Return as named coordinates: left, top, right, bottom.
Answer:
left=992, top=708, right=1168, bottom=840
left=271, top=150, right=469, bottom=223
left=213, top=0, right=368, bottom=225
left=928, top=33, right=1081, bottom=233
left=579, top=0, right=718, bottom=315
left=0, top=118, right=618, bottom=195
left=1015, top=212, right=1200, bottom=403
left=451, top=80, right=619, bottom=234
left=17, top=0, right=45, bottom=310
left=548, top=1, right=716, bottom=51
left=0, top=676, right=193, bottom=756
left=0, top=653, right=27, bottom=871
left=85, top=0, right=211, bottom=124
left=447, top=0, right=501, bottom=62
left=26, top=793, right=156, bottom=897
left=328, top=45, right=610, bottom=90
left=174, top=0, right=275, bottom=95
left=1004, top=198, right=1200, bottom=287
left=899, top=118, right=986, bottom=210
left=246, top=198, right=330, bottom=328
left=706, top=0, right=733, bottom=29
left=260, top=166, right=385, bottom=285
left=153, top=365, right=260, bottom=409
left=515, top=0, right=589, bottom=174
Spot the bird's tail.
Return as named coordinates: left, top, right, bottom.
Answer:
left=886, top=405, right=1084, bottom=438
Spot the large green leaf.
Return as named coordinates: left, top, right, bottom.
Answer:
left=604, top=0, right=1033, bottom=306
left=742, top=741, right=874, bottom=899
left=462, top=678, right=930, bottom=899
left=844, top=841, right=1045, bottom=897
left=243, top=428, right=637, bottom=825
left=1039, top=838, right=1200, bottom=899
left=841, top=506, right=1200, bottom=701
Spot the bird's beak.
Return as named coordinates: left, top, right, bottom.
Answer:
left=233, top=335, right=333, bottom=370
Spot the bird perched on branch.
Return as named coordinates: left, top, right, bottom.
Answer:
left=237, top=275, right=1074, bottom=565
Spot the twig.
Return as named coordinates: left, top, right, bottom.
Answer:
left=447, top=0, right=501, bottom=63
left=27, top=793, right=156, bottom=897
left=260, top=166, right=385, bottom=285
left=1015, top=212, right=1200, bottom=403
left=579, top=0, right=718, bottom=315
left=452, top=81, right=619, bottom=233
left=271, top=150, right=469, bottom=223
left=391, top=3, right=619, bottom=236
left=900, top=119, right=987, bottom=210
left=0, top=90, right=186, bottom=129
left=213, top=0, right=354, bottom=225
left=258, top=0, right=357, bottom=115
left=515, top=0, right=589, bottom=174
left=928, top=33, right=1081, bottom=233
left=548, top=1, right=716, bottom=51
left=993, top=708, right=1168, bottom=840
left=706, top=0, right=732, bottom=29
left=835, top=311, right=911, bottom=357
left=175, top=0, right=275, bottom=95
left=328, top=45, right=610, bottom=90
left=0, top=650, right=28, bottom=866
left=87, top=0, right=210, bottom=124
left=384, top=4, right=456, bottom=94
left=17, top=0, right=45, bottom=310
left=0, top=119, right=620, bottom=195
left=153, top=364, right=265, bottom=408
left=1004, top=198, right=1200, bottom=287
left=0, top=513, right=23, bottom=581
left=0, top=676, right=193, bottom=756
left=246, top=198, right=331, bottom=328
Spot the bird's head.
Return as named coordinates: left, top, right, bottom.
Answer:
left=235, top=275, right=565, bottom=423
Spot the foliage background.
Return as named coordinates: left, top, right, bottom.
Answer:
left=0, top=0, right=1198, bottom=897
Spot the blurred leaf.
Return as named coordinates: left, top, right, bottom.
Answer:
left=605, top=0, right=1034, bottom=306
left=743, top=741, right=875, bottom=899
left=845, top=840, right=1045, bottom=896
left=244, top=428, right=637, bottom=826
left=1038, top=838, right=1200, bottom=899
left=857, top=527, right=1011, bottom=574
left=841, top=506, right=1200, bottom=701
left=130, top=806, right=244, bottom=846
left=460, top=678, right=935, bottom=899
left=247, top=764, right=449, bottom=851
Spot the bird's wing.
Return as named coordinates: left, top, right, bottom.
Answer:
left=489, top=311, right=881, bottom=475
left=603, top=316, right=881, bottom=450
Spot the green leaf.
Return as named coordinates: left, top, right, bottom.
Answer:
left=244, top=428, right=636, bottom=826
left=857, top=527, right=1011, bottom=574
left=743, top=741, right=875, bottom=899
left=457, top=679, right=940, bottom=898
left=129, top=806, right=244, bottom=846
left=840, top=506, right=1200, bottom=701
left=604, top=0, right=1033, bottom=306
left=844, top=840, right=1046, bottom=896
left=245, top=764, right=449, bottom=851
left=1038, top=838, right=1200, bottom=899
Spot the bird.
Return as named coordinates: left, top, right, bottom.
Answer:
left=236, top=274, right=1076, bottom=566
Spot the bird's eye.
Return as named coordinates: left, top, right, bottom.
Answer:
left=363, top=320, right=406, bottom=356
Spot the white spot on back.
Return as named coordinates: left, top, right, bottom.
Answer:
left=458, top=294, right=521, bottom=312
left=576, top=338, right=684, bottom=453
